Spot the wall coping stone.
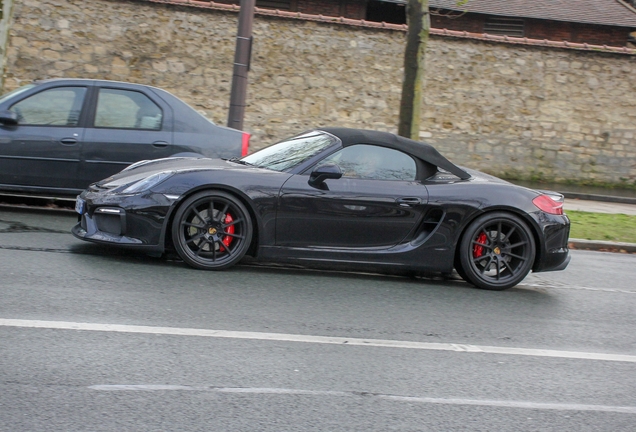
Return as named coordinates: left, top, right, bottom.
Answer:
left=142, top=0, right=636, bottom=55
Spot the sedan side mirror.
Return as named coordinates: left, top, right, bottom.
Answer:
left=0, top=110, right=19, bottom=126
left=308, top=164, right=343, bottom=189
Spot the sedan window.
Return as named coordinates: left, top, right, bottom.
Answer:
left=94, top=88, right=162, bottom=130
left=318, top=144, right=417, bottom=181
left=9, top=86, right=87, bottom=126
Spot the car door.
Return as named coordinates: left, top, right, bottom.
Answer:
left=79, top=85, right=173, bottom=185
left=0, top=85, right=87, bottom=190
left=276, top=144, right=429, bottom=248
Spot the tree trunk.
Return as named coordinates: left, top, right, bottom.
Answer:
left=398, top=0, right=430, bottom=140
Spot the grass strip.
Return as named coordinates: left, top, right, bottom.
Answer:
left=567, top=210, right=636, bottom=243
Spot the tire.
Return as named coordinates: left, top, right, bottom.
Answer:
left=458, top=212, right=536, bottom=290
left=172, top=190, right=253, bottom=270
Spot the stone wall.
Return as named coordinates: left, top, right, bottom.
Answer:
left=2, top=0, right=635, bottom=187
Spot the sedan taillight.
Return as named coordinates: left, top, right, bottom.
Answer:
left=241, top=132, right=251, bottom=157
left=532, top=194, right=564, bottom=215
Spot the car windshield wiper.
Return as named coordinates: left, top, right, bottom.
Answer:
left=227, top=157, right=257, bottom=167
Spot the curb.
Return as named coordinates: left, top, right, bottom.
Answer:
left=569, top=239, right=636, bottom=253
left=562, top=192, right=636, bottom=205
left=0, top=203, right=76, bottom=215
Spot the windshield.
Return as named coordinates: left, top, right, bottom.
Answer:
left=0, top=84, right=36, bottom=104
left=241, top=131, right=338, bottom=171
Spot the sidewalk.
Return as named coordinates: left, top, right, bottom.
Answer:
left=564, top=197, right=636, bottom=253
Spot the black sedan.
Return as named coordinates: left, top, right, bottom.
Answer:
left=0, top=78, right=249, bottom=197
left=73, top=128, right=570, bottom=290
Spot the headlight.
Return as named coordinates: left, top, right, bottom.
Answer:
left=121, top=171, right=174, bottom=194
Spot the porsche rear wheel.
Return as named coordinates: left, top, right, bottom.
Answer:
left=172, top=191, right=253, bottom=270
left=458, top=212, right=536, bottom=290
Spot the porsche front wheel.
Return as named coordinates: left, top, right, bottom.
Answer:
left=172, top=191, right=253, bottom=270
left=458, top=212, right=536, bottom=290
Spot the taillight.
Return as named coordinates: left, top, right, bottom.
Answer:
left=532, top=194, right=564, bottom=215
left=241, top=133, right=251, bottom=157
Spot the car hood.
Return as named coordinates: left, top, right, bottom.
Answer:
left=95, top=157, right=260, bottom=188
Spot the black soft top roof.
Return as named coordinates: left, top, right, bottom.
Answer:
left=320, top=127, right=471, bottom=180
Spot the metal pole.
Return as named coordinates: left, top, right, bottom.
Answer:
left=227, top=0, right=255, bottom=131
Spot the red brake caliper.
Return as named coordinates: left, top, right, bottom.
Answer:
left=473, top=232, right=488, bottom=258
left=220, top=213, right=235, bottom=251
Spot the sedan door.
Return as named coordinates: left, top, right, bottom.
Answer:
left=275, top=144, right=429, bottom=249
left=79, top=85, right=173, bottom=185
left=0, top=86, right=87, bottom=191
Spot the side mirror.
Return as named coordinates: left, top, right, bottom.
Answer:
left=0, top=110, right=18, bottom=126
left=308, top=164, right=342, bottom=189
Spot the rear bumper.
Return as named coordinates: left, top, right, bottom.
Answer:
left=535, top=251, right=570, bottom=273
left=530, top=211, right=571, bottom=273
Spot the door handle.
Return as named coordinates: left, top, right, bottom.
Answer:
left=396, top=197, right=421, bottom=207
left=152, top=141, right=169, bottom=147
left=60, top=138, right=78, bottom=145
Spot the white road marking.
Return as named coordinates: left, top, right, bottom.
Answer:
left=88, top=385, right=636, bottom=414
left=2, top=318, right=635, bottom=363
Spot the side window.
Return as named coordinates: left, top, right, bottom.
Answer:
left=319, top=144, right=417, bottom=181
left=10, top=87, right=87, bottom=126
left=94, top=88, right=162, bottom=130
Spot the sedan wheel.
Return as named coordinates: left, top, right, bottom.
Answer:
left=458, top=212, right=535, bottom=290
left=172, top=191, right=253, bottom=270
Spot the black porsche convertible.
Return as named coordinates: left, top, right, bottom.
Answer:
left=72, top=128, right=570, bottom=290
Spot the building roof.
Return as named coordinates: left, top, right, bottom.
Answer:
left=388, top=0, right=636, bottom=28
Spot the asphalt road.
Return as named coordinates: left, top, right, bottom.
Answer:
left=1, top=208, right=635, bottom=431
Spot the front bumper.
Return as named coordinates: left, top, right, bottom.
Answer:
left=72, top=191, right=177, bottom=253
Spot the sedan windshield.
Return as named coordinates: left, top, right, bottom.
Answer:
left=241, top=131, right=337, bottom=171
left=0, top=83, right=36, bottom=104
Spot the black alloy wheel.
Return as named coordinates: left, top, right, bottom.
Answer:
left=172, top=190, right=253, bottom=270
left=458, top=212, right=536, bottom=290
